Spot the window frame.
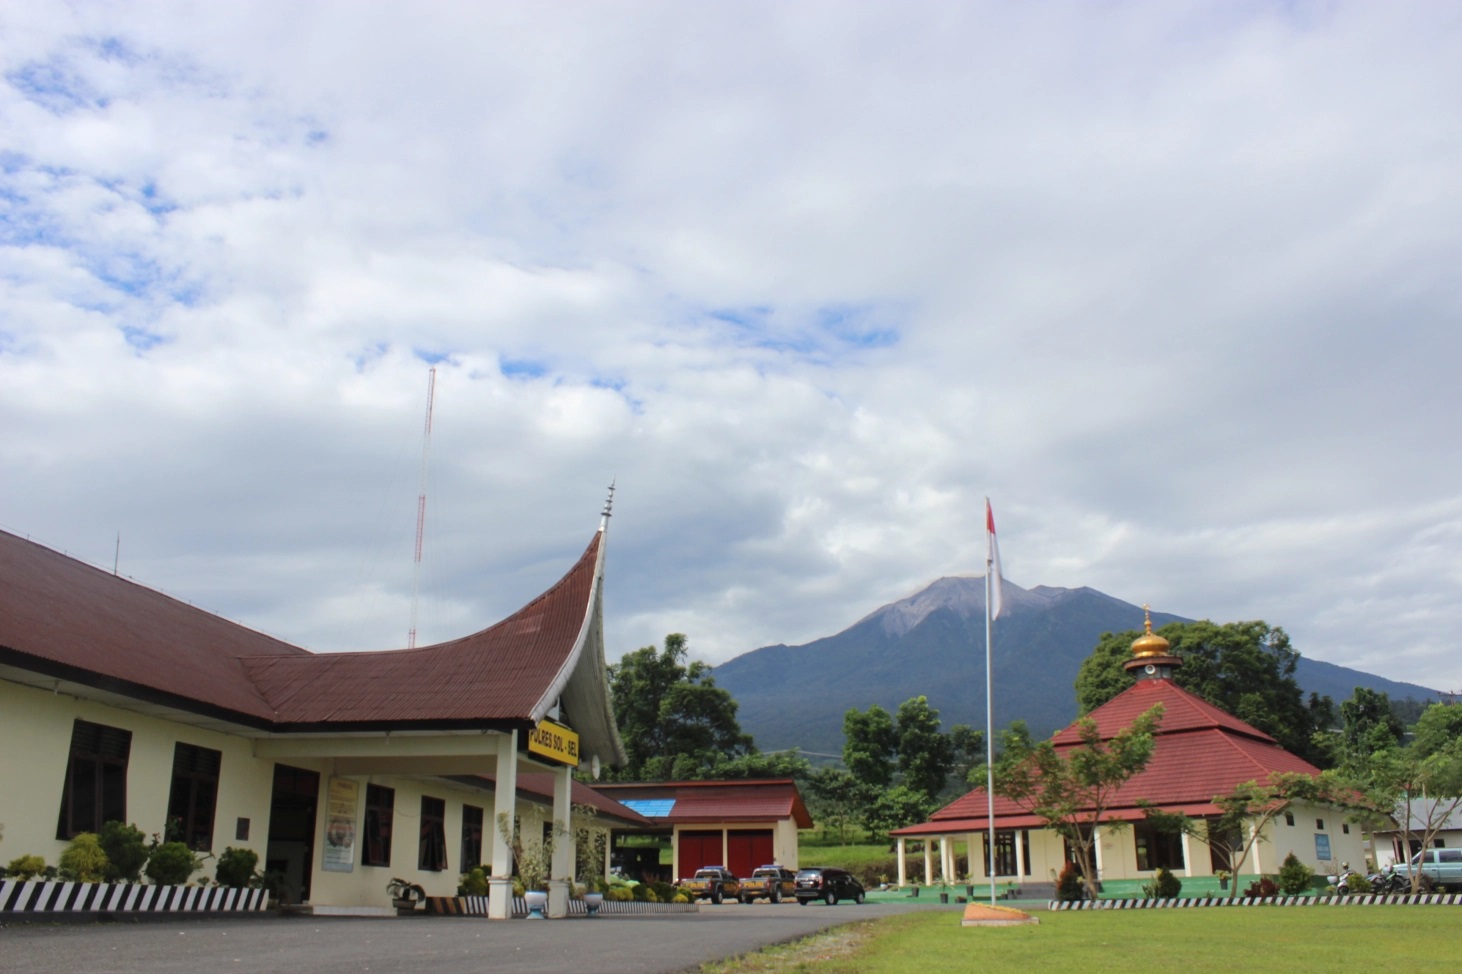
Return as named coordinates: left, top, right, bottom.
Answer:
left=166, top=742, right=222, bottom=851
left=56, top=719, right=133, bottom=840
left=363, top=784, right=395, bottom=867
left=1133, top=818, right=1186, bottom=872
left=419, top=795, right=447, bottom=872
left=461, top=804, right=484, bottom=871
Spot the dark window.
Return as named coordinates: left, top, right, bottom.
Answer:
left=56, top=720, right=132, bottom=839
left=983, top=830, right=1030, bottom=876
left=1316, top=818, right=1325, bottom=830
left=1134, top=820, right=1185, bottom=872
left=166, top=743, right=222, bottom=850
left=1342, top=823, right=1350, bottom=835
left=461, top=804, right=484, bottom=869
left=419, top=796, right=447, bottom=871
left=363, top=784, right=395, bottom=866
left=1284, top=812, right=1295, bottom=826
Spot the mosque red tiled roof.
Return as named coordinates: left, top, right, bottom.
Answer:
left=894, top=677, right=1321, bottom=836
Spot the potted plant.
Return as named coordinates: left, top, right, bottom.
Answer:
left=497, top=813, right=564, bottom=919
left=1216, top=870, right=1230, bottom=891
left=386, top=877, right=426, bottom=914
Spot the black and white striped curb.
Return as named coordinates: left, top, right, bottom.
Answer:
left=1, top=879, right=268, bottom=914
left=1050, top=893, right=1462, bottom=910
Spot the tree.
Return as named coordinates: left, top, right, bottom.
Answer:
left=895, top=696, right=955, bottom=803
left=1319, top=687, right=1407, bottom=775
left=993, top=703, right=1164, bottom=899
left=805, top=768, right=874, bottom=843
left=946, top=724, right=985, bottom=798
left=1074, top=620, right=1330, bottom=765
left=1353, top=743, right=1462, bottom=892
left=842, top=704, right=897, bottom=788
left=711, top=749, right=812, bottom=782
left=605, top=634, right=753, bottom=781
left=861, top=784, right=938, bottom=841
left=1410, top=702, right=1462, bottom=759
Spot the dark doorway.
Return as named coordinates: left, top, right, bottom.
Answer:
left=266, top=764, right=320, bottom=904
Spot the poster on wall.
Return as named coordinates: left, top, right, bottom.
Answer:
left=322, top=777, right=359, bottom=872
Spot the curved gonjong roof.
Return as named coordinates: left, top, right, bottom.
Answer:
left=0, top=521, right=626, bottom=767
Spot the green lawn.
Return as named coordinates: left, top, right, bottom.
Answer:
left=699, top=905, right=1456, bottom=973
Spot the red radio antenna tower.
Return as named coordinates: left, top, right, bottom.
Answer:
left=408, top=366, right=436, bottom=649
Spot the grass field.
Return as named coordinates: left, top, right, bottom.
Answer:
left=698, top=905, right=1455, bottom=973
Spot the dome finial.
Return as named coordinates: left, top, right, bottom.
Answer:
left=1130, top=603, right=1173, bottom=660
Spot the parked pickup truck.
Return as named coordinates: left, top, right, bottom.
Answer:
left=678, top=866, right=742, bottom=904
left=1390, top=848, right=1462, bottom=891
left=739, top=865, right=797, bottom=903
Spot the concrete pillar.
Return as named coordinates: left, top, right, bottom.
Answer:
left=1179, top=830, right=1195, bottom=875
left=487, top=732, right=518, bottom=920
left=924, top=841, right=934, bottom=885
left=1092, top=826, right=1104, bottom=879
left=897, top=837, right=907, bottom=886
left=1015, top=830, right=1026, bottom=880
left=942, top=837, right=954, bottom=884
left=547, top=763, right=573, bottom=918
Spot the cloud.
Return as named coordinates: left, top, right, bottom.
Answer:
left=3, top=0, right=1461, bottom=699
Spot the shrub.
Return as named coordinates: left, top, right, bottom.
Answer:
left=59, top=833, right=109, bottom=882
left=1277, top=852, right=1314, bottom=895
left=7, top=854, right=46, bottom=880
left=651, top=881, right=678, bottom=903
left=1243, top=876, right=1279, bottom=898
left=99, top=821, right=149, bottom=883
left=606, top=886, right=634, bottom=902
left=673, top=892, right=690, bottom=903
left=145, top=841, right=202, bottom=886
left=1154, top=867, right=1182, bottom=898
left=459, top=867, right=488, bottom=897
left=1056, top=863, right=1085, bottom=902
left=214, top=847, right=259, bottom=889
left=1344, top=871, right=1368, bottom=894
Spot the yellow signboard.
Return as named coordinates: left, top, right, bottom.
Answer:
left=525, top=718, right=581, bottom=766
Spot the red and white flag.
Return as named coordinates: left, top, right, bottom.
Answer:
left=986, top=498, right=1004, bottom=620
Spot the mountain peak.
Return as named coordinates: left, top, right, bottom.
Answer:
left=860, top=575, right=1067, bottom=639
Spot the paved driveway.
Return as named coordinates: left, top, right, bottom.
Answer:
left=0, top=900, right=967, bottom=974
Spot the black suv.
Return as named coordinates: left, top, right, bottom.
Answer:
left=794, top=867, right=866, bottom=905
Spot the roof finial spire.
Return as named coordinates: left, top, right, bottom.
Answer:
left=601, top=479, right=616, bottom=519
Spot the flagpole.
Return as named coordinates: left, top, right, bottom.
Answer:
left=984, top=501, right=998, bottom=907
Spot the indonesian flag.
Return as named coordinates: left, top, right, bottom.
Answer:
left=986, top=498, right=1004, bottom=620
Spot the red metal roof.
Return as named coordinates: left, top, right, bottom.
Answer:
left=243, top=534, right=602, bottom=727
left=594, top=779, right=815, bottom=829
left=0, top=527, right=604, bottom=731
left=894, top=677, right=1322, bottom=836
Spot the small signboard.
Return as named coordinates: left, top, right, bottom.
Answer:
left=524, top=718, right=580, bottom=766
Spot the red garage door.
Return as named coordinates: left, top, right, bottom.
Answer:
left=678, top=830, right=722, bottom=874
left=727, top=830, right=774, bottom=878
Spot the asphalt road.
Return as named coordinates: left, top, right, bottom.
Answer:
left=0, top=900, right=968, bottom=974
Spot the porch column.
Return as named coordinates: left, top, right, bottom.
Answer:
left=923, top=841, right=934, bottom=885
left=1179, top=831, right=1195, bottom=875
left=897, top=837, right=907, bottom=886
left=487, top=731, right=518, bottom=920
left=547, top=763, right=573, bottom=918
left=1092, top=826, right=1104, bottom=879
left=941, top=837, right=954, bottom=884
left=1014, top=830, right=1026, bottom=880
left=966, top=832, right=982, bottom=880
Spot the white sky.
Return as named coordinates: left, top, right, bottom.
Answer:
left=3, top=1, right=1459, bottom=693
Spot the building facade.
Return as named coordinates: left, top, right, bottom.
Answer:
left=0, top=513, right=632, bottom=918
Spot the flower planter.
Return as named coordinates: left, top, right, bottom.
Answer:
left=523, top=890, right=548, bottom=919
left=582, top=892, right=603, bottom=917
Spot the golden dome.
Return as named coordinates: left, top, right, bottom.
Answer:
left=1131, top=605, right=1171, bottom=659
